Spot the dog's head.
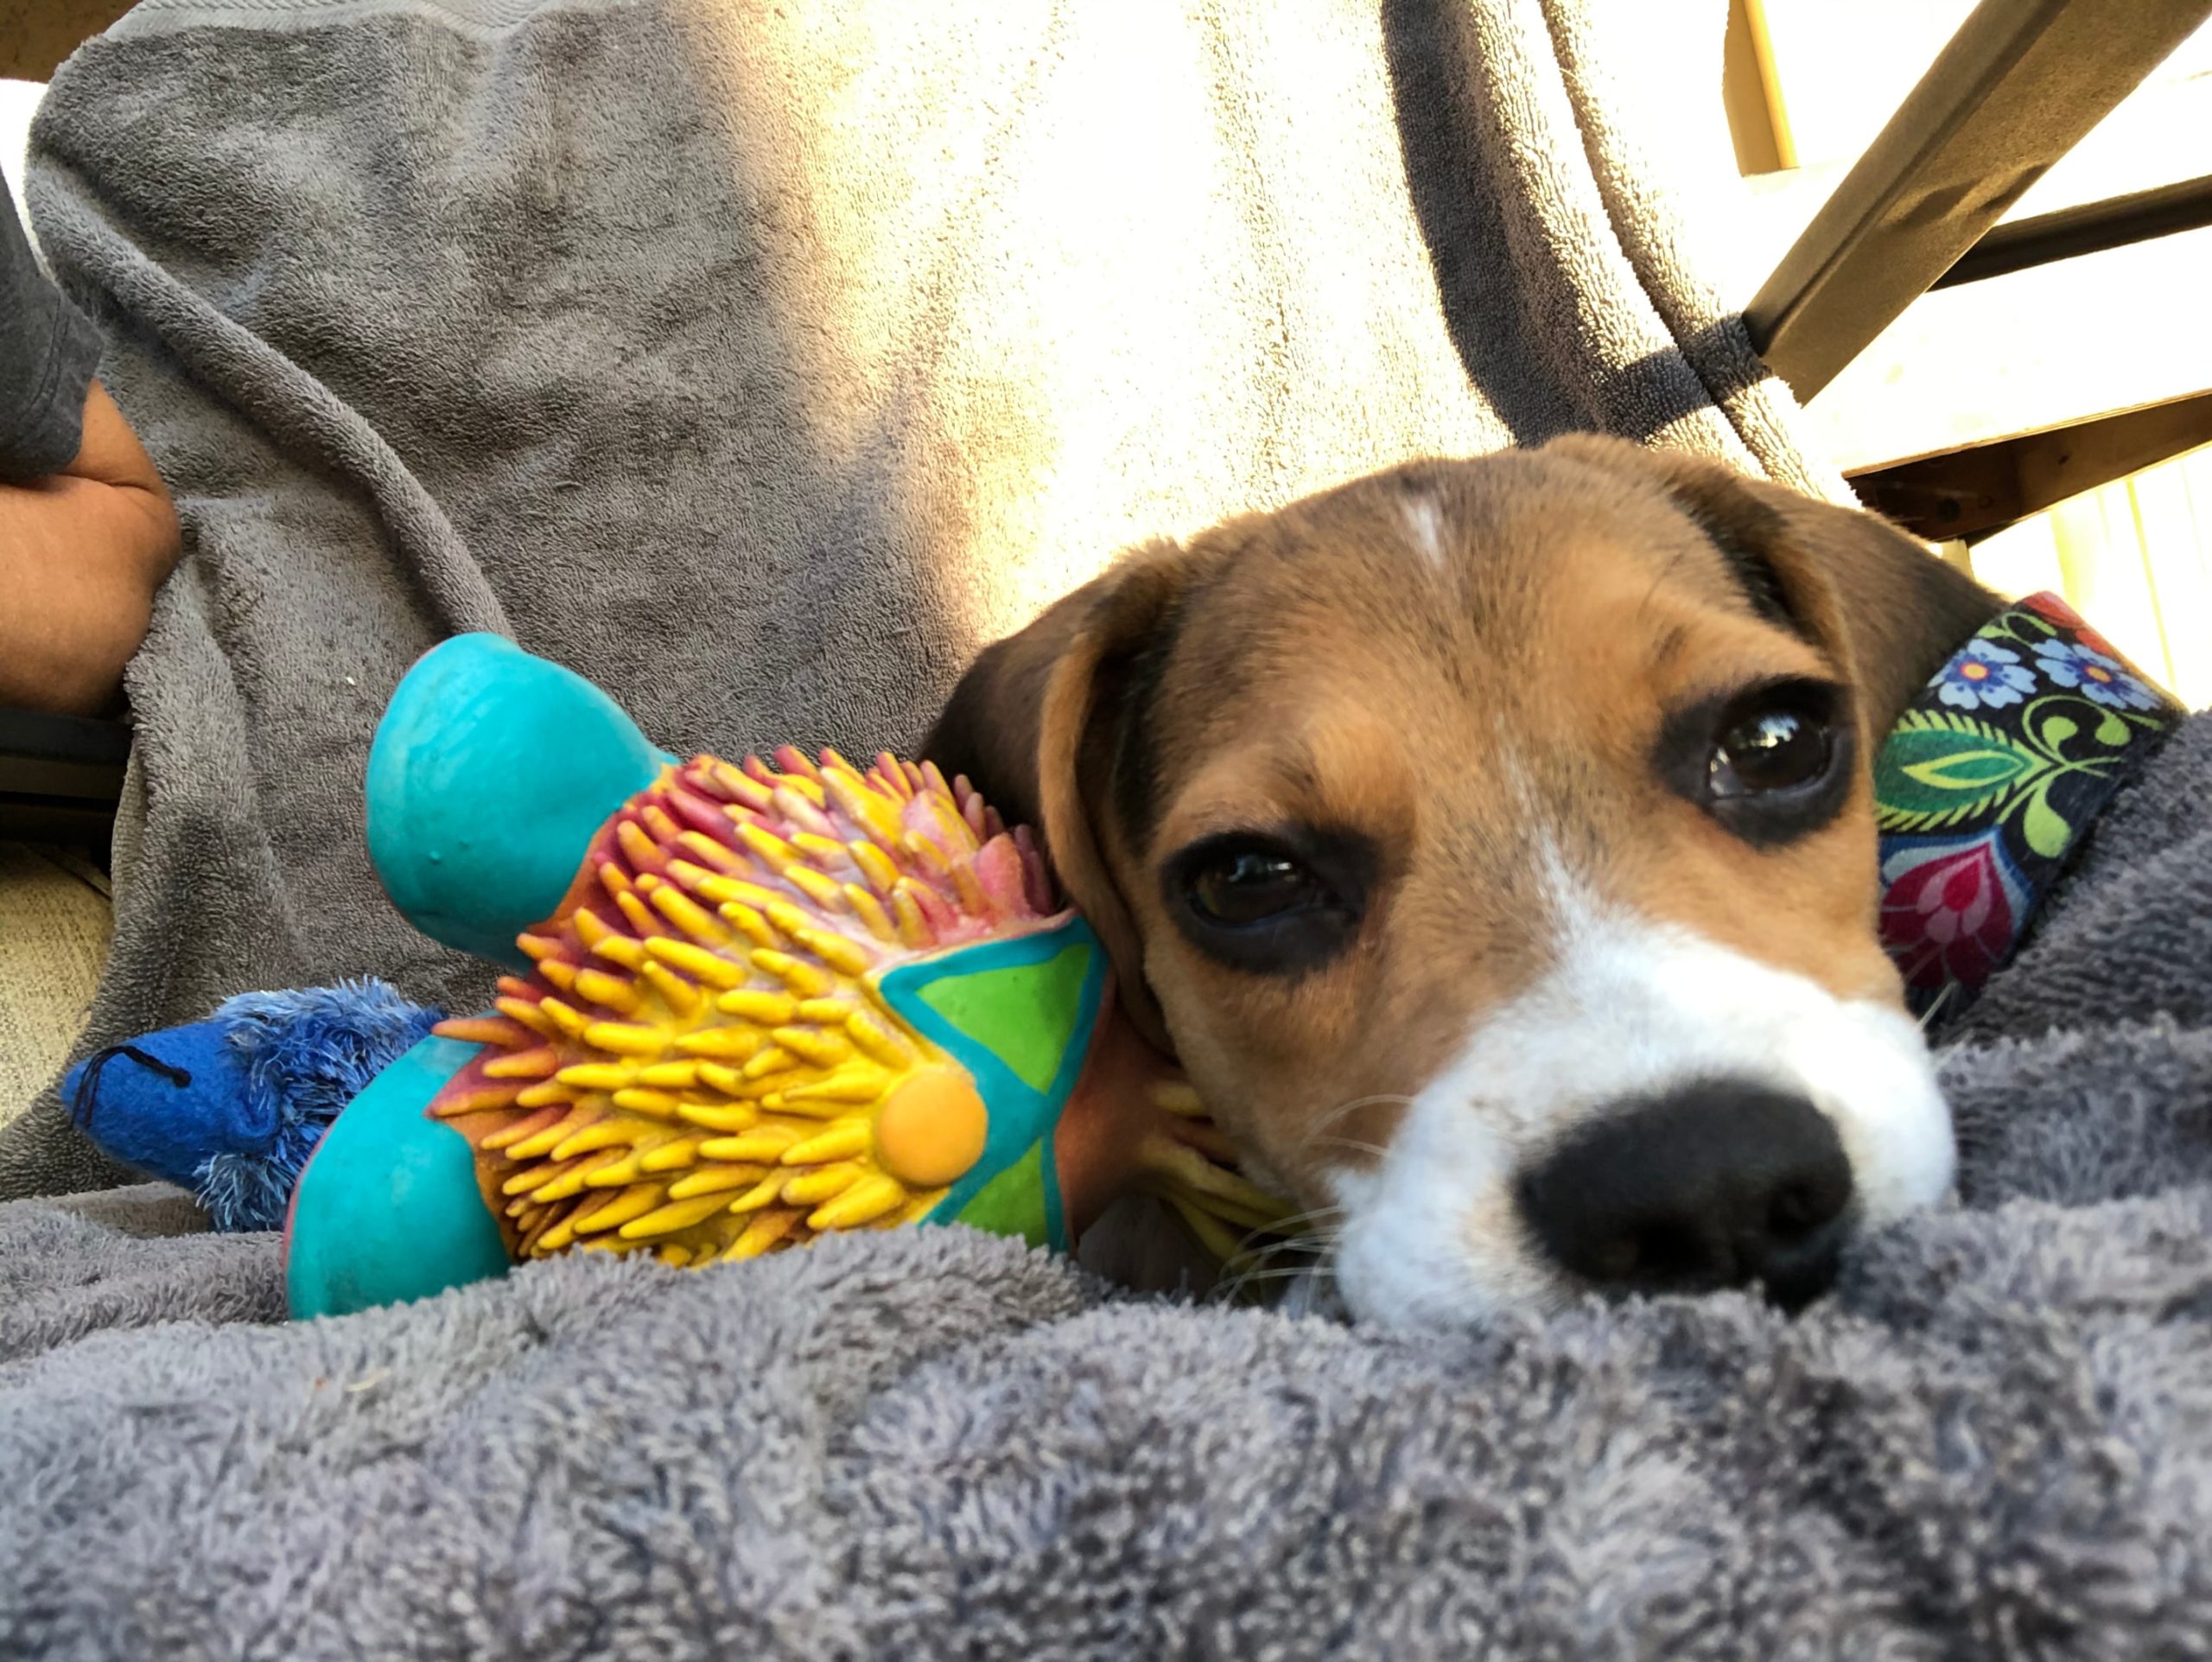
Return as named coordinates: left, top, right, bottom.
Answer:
left=926, top=435, right=1998, bottom=1328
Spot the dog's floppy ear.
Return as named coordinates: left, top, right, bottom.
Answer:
left=1548, top=435, right=1999, bottom=738
left=924, top=538, right=1205, bottom=1052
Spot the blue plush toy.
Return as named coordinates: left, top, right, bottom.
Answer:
left=64, top=980, right=441, bottom=1231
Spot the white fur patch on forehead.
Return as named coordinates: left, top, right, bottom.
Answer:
left=1331, top=868, right=1954, bottom=1330
left=1402, top=492, right=1448, bottom=570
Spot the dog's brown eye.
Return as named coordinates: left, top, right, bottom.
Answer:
left=1709, top=707, right=1831, bottom=798
left=1165, top=828, right=1374, bottom=976
left=1189, top=848, right=1324, bottom=927
left=1658, top=678, right=1851, bottom=849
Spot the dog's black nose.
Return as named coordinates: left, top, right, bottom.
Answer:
left=1515, top=1082, right=1854, bottom=1309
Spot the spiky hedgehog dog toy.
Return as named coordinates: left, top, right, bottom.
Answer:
left=281, top=634, right=1290, bottom=1319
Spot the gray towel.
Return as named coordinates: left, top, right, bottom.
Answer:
left=5, top=0, right=2209, bottom=1653
left=2, top=0, right=1821, bottom=1196
left=3, top=697, right=2209, bottom=1653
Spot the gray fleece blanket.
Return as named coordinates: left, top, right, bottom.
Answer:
left=4, top=707, right=2211, bottom=1654
left=5, top=0, right=2211, bottom=1653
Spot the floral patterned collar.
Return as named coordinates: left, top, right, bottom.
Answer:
left=1874, top=590, right=2184, bottom=1028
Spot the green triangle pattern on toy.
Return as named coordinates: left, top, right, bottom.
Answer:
left=951, top=1141, right=1051, bottom=1247
left=877, top=916, right=1107, bottom=1250
left=914, top=939, right=1092, bottom=1092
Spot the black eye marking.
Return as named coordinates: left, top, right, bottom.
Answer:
left=1655, top=678, right=1854, bottom=848
left=1678, top=494, right=1798, bottom=634
left=1161, top=826, right=1377, bottom=977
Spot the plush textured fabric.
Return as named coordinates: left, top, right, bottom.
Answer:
left=4, top=671, right=2209, bottom=1662
left=3, top=715, right=2210, bottom=1655
left=4, top=0, right=2209, bottom=1653
left=0, top=0, right=1823, bottom=1199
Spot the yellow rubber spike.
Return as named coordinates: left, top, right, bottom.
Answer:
left=716, top=989, right=797, bottom=1025
left=572, top=969, right=643, bottom=1015
left=755, top=904, right=808, bottom=947
left=507, top=1105, right=607, bottom=1161
left=592, top=934, right=648, bottom=971
left=675, top=1099, right=757, bottom=1133
left=697, top=875, right=786, bottom=913
left=950, top=860, right=988, bottom=916
left=494, top=997, right=559, bottom=1038
left=570, top=1183, right=666, bottom=1235
left=770, top=1025, right=849, bottom=1069
left=794, top=928, right=872, bottom=978
left=665, top=1162, right=771, bottom=1200
left=614, top=818, right=661, bottom=871
left=1152, top=1079, right=1207, bottom=1118
left=430, top=1082, right=525, bottom=1117
left=636, top=1060, right=702, bottom=1089
left=757, top=1091, right=848, bottom=1121
left=849, top=841, right=902, bottom=895
left=639, top=962, right=704, bottom=1017
left=716, top=903, right=781, bottom=950
left=807, top=1174, right=908, bottom=1232
left=656, top=1244, right=693, bottom=1267
left=675, top=1027, right=765, bottom=1062
left=779, top=1163, right=862, bottom=1207
left=535, top=958, right=580, bottom=993
left=735, top=824, right=798, bottom=872
left=645, top=938, right=746, bottom=990
left=695, top=1061, right=750, bottom=1098
left=721, top=1173, right=788, bottom=1214
left=582, top=1022, right=668, bottom=1058
left=741, top=1047, right=798, bottom=1080
left=538, top=999, right=590, bottom=1040
left=782, top=1069, right=891, bottom=1106
left=785, top=865, right=845, bottom=910
left=639, top=1137, right=703, bottom=1172
left=722, top=1207, right=802, bottom=1259
left=550, top=1118, right=648, bottom=1162
left=514, top=1081, right=582, bottom=1109
left=435, top=1015, right=531, bottom=1048
left=612, top=1087, right=684, bottom=1118
left=517, top=933, right=562, bottom=963
left=697, top=1126, right=803, bottom=1162
left=844, top=1009, right=917, bottom=1067
left=482, top=1046, right=562, bottom=1080
left=618, top=1191, right=743, bottom=1241
left=677, top=831, right=748, bottom=873
left=779, top=1120, right=872, bottom=1166
left=524, top=1149, right=626, bottom=1202
left=472, top=1101, right=567, bottom=1145
left=888, top=885, right=933, bottom=948
left=557, top=1061, right=638, bottom=1092
left=581, top=1131, right=682, bottom=1188
left=502, top=1156, right=579, bottom=1199
left=842, top=886, right=898, bottom=942
left=751, top=951, right=833, bottom=999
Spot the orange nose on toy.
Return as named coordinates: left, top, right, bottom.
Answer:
left=873, top=1069, right=990, bottom=1188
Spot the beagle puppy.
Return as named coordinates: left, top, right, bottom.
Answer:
left=926, top=434, right=1999, bottom=1328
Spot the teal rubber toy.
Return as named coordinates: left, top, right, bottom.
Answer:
left=286, top=638, right=1288, bottom=1321
left=284, top=1035, right=511, bottom=1318
left=366, top=634, right=672, bottom=969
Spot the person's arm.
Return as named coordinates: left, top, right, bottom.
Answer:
left=0, top=169, right=180, bottom=716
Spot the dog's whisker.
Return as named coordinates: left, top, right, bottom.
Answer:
left=1313, top=1136, right=1390, bottom=1161
left=1302, top=1094, right=1414, bottom=1149
left=1230, top=1206, right=1344, bottom=1259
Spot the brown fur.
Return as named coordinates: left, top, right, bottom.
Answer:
left=925, top=435, right=1999, bottom=1208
